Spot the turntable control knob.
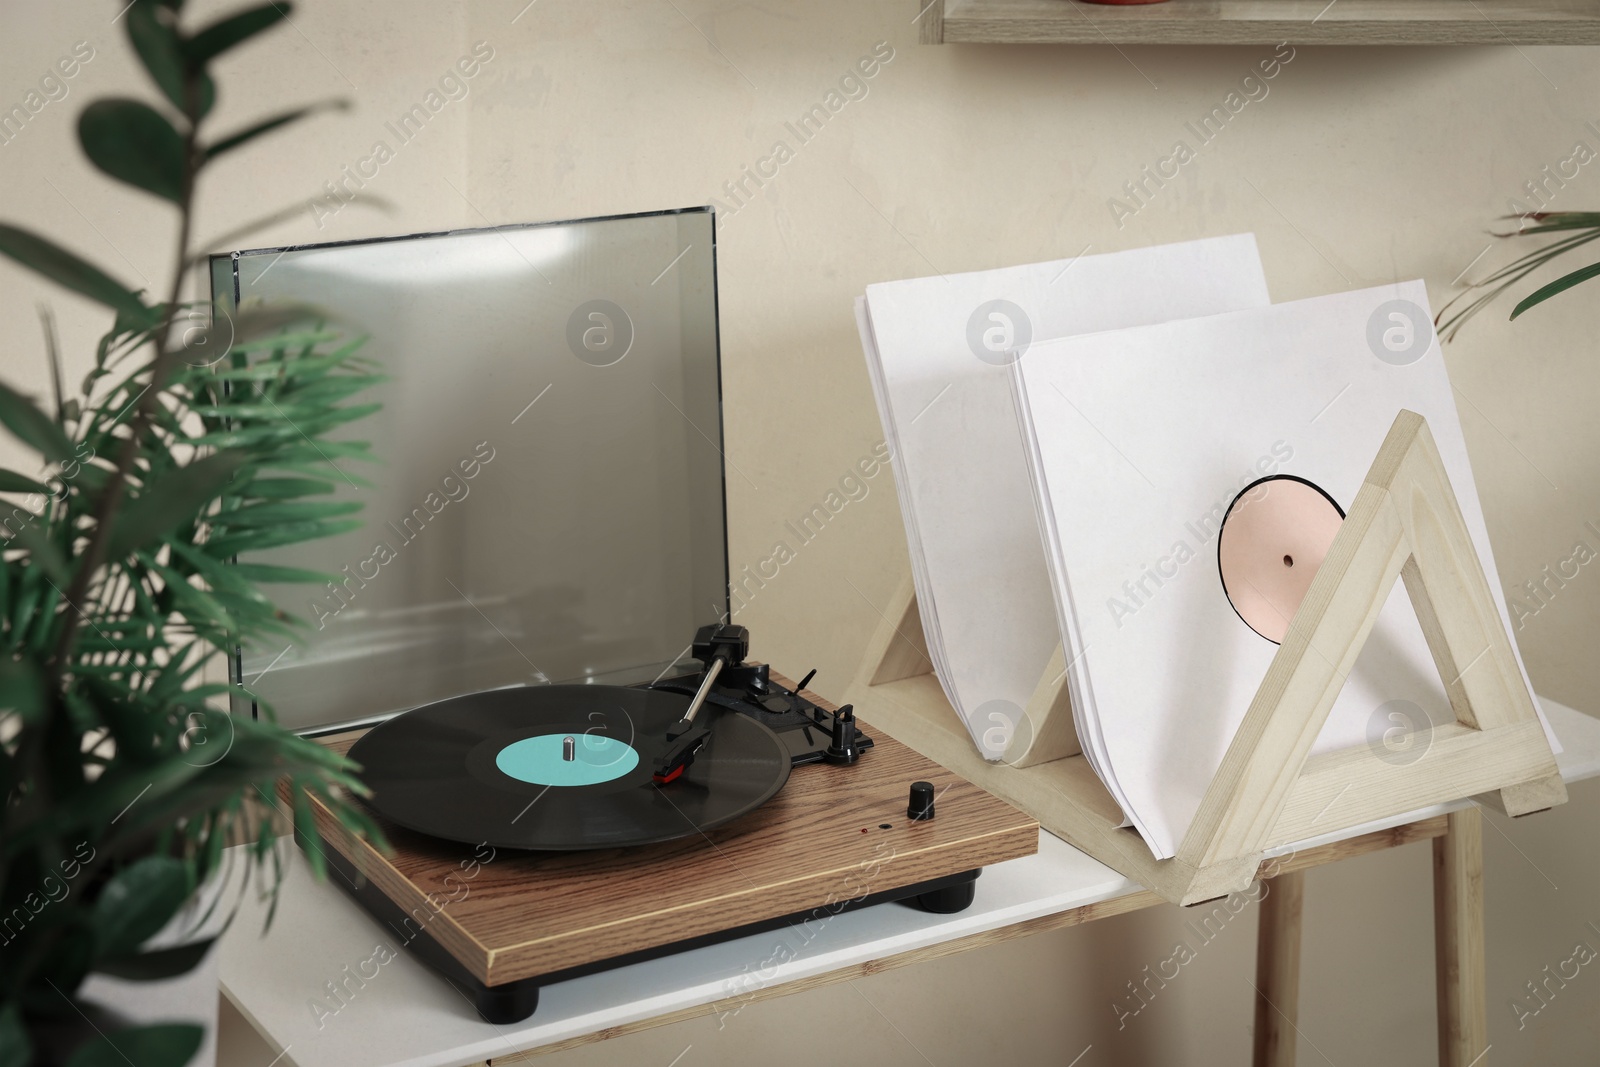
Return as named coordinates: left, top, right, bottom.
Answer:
left=908, top=781, right=935, bottom=821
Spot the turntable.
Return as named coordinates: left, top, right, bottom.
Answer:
left=217, top=207, right=1038, bottom=1024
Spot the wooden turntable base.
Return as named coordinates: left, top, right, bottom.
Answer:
left=296, top=673, right=1039, bottom=989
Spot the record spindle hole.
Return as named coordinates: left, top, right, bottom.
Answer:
left=1218, top=475, right=1345, bottom=644
left=562, top=736, right=575, bottom=762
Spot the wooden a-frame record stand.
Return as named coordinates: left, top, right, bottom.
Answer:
left=846, top=410, right=1566, bottom=1066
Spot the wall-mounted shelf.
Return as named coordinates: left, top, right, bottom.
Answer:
left=920, top=0, right=1600, bottom=46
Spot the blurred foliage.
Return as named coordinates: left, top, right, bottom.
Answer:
left=0, top=3, right=386, bottom=1065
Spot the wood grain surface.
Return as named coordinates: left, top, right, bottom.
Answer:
left=1251, top=869, right=1306, bottom=1067
left=927, top=0, right=1600, bottom=46
left=298, top=673, right=1039, bottom=986
left=1433, top=808, right=1488, bottom=1067
left=1183, top=411, right=1563, bottom=868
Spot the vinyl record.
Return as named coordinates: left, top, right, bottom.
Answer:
left=348, top=685, right=790, bottom=850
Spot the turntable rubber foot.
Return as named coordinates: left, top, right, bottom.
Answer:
left=477, top=981, right=540, bottom=1024
left=910, top=880, right=977, bottom=914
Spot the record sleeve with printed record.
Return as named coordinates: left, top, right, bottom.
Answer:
left=348, top=685, right=791, bottom=851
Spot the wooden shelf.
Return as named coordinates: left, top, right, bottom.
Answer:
left=922, top=0, right=1600, bottom=46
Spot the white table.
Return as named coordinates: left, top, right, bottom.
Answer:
left=218, top=698, right=1600, bottom=1067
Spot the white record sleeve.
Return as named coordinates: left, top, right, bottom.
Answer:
left=857, top=236, right=1272, bottom=759
left=1012, top=280, right=1552, bottom=858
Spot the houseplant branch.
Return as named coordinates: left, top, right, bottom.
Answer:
left=1436, top=211, right=1600, bottom=340
left=0, top=4, right=389, bottom=1065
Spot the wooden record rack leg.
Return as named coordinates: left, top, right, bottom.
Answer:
left=1433, top=808, right=1488, bottom=1067
left=1252, top=868, right=1306, bottom=1067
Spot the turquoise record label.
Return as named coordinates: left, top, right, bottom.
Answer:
left=494, top=733, right=639, bottom=786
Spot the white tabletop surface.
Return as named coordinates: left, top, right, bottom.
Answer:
left=218, top=697, right=1600, bottom=1067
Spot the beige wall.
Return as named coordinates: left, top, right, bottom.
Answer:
left=4, top=2, right=1597, bottom=1064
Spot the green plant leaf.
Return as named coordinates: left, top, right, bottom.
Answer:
left=127, top=2, right=188, bottom=114
left=259, top=460, right=373, bottom=488
left=6, top=562, right=45, bottom=645
left=1510, top=259, right=1600, bottom=319
left=0, top=659, right=47, bottom=725
left=236, top=476, right=334, bottom=499
left=1497, top=210, right=1600, bottom=234
left=175, top=300, right=327, bottom=365
left=207, top=351, right=350, bottom=381
left=94, top=938, right=217, bottom=981
left=274, top=375, right=380, bottom=409
left=93, top=856, right=193, bottom=956
left=185, top=2, right=292, bottom=63
left=65, top=1023, right=203, bottom=1067
left=225, top=330, right=344, bottom=355
left=0, top=1002, right=30, bottom=1067
left=0, top=223, right=152, bottom=323
left=95, top=305, right=163, bottom=375
left=7, top=516, right=72, bottom=585
left=78, top=99, right=187, bottom=205
left=229, top=562, right=335, bottom=584
left=164, top=540, right=275, bottom=613
left=206, top=100, right=347, bottom=160
left=0, top=382, right=76, bottom=463
left=205, top=518, right=361, bottom=557
left=290, top=785, right=327, bottom=881
left=78, top=633, right=167, bottom=655
left=31, top=924, right=96, bottom=1003
left=143, top=556, right=239, bottom=636
left=1439, top=217, right=1600, bottom=340
left=109, top=450, right=246, bottom=559
left=0, top=468, right=51, bottom=495
left=216, top=499, right=361, bottom=527
left=70, top=461, right=112, bottom=496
